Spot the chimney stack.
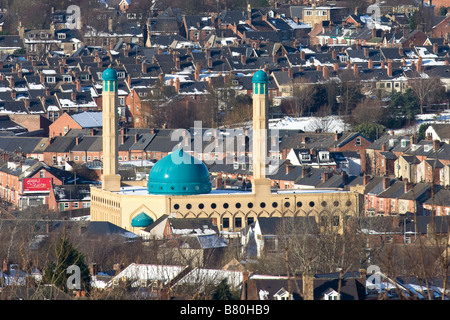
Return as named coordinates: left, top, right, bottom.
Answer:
left=332, top=50, right=337, bottom=60
left=383, top=176, right=390, bottom=189
left=404, top=182, right=413, bottom=193
left=433, top=139, right=440, bottom=151
left=417, top=56, right=422, bottom=73
left=363, top=174, right=370, bottom=186
left=387, top=62, right=392, bottom=77
left=353, top=64, right=359, bottom=77
left=322, top=65, right=328, bottom=79
left=333, top=62, right=339, bottom=72
left=368, top=58, right=373, bottom=69
left=433, top=43, right=438, bottom=54
left=175, top=77, right=180, bottom=92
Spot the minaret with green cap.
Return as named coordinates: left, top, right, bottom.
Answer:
left=101, top=66, right=121, bottom=191
left=251, top=69, right=271, bottom=195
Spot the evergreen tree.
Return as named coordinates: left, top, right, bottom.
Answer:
left=212, top=278, right=235, bottom=300
left=42, top=230, right=91, bottom=295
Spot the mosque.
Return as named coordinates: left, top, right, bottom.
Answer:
left=90, top=67, right=361, bottom=235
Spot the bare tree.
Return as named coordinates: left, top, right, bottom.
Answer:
left=409, top=76, right=443, bottom=114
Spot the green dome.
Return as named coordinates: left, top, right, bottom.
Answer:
left=102, top=67, right=118, bottom=81
left=252, top=69, right=269, bottom=83
left=147, top=148, right=212, bottom=195
left=131, top=213, right=153, bottom=228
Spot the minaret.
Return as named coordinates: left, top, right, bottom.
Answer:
left=251, top=69, right=271, bottom=195
left=101, top=67, right=121, bottom=191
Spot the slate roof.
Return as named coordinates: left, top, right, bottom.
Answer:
left=71, top=136, right=102, bottom=152
left=44, top=136, right=77, bottom=152
left=83, top=221, right=139, bottom=239
left=256, top=216, right=319, bottom=235
left=0, top=137, right=47, bottom=154
left=423, top=188, right=450, bottom=207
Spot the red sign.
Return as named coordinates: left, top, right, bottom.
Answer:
left=23, top=178, right=52, bottom=193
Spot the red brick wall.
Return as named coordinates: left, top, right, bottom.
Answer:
left=49, top=113, right=81, bottom=138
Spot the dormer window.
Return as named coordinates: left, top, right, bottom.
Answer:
left=300, top=153, right=311, bottom=161
left=401, top=139, right=408, bottom=147
left=324, top=288, right=340, bottom=300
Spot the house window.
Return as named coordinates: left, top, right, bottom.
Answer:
left=356, top=137, right=361, bottom=146
left=235, top=217, right=242, bottom=229
left=222, top=218, right=230, bottom=229
left=82, top=202, right=90, bottom=208
left=73, top=202, right=79, bottom=208
left=40, top=170, right=45, bottom=178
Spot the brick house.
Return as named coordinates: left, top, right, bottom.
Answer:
left=423, top=188, right=450, bottom=216
left=48, top=111, right=103, bottom=138
left=48, top=112, right=81, bottom=138
left=47, top=184, right=91, bottom=212
left=431, top=14, right=450, bottom=38
left=0, top=159, right=71, bottom=209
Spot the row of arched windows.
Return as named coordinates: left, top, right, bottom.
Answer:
left=173, top=200, right=353, bottom=211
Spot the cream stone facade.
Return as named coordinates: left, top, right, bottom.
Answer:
left=90, top=68, right=362, bottom=235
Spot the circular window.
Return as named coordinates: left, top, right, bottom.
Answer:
left=174, top=204, right=179, bottom=210
left=199, top=203, right=204, bottom=209
left=321, top=201, right=327, bottom=207
left=186, top=204, right=192, bottom=210
left=284, top=202, right=290, bottom=208
left=159, top=186, right=163, bottom=190
left=183, top=186, right=188, bottom=191
left=195, top=185, right=199, bottom=190
left=346, top=200, right=352, bottom=207
left=236, top=203, right=241, bottom=208
left=272, top=202, right=278, bottom=208
left=170, top=186, right=175, bottom=190
left=309, top=201, right=315, bottom=207
left=297, top=201, right=302, bottom=207
left=260, top=202, right=266, bottom=208
left=334, top=201, right=339, bottom=207
left=211, top=203, right=217, bottom=209
left=248, top=202, right=253, bottom=208
left=223, top=203, right=229, bottom=209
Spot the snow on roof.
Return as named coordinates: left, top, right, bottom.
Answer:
left=72, top=111, right=103, bottom=128
left=108, top=263, right=186, bottom=287
left=176, top=268, right=243, bottom=289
